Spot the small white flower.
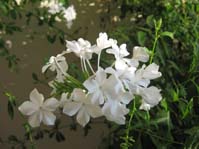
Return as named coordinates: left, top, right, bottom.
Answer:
left=66, top=38, right=92, bottom=59
left=107, top=43, right=129, bottom=60
left=83, top=68, right=124, bottom=105
left=93, top=32, right=115, bottom=54
left=18, top=88, right=59, bottom=127
left=106, top=43, right=133, bottom=70
left=48, top=3, right=63, bottom=14
left=102, top=98, right=130, bottom=125
left=132, top=46, right=149, bottom=63
left=42, top=54, right=68, bottom=82
left=140, top=86, right=162, bottom=109
left=63, top=89, right=102, bottom=127
left=142, top=63, right=162, bottom=80
left=63, top=5, right=77, bottom=28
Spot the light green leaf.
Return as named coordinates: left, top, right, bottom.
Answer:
left=160, top=31, right=174, bottom=39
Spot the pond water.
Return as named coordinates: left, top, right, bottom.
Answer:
left=0, top=0, right=122, bottom=148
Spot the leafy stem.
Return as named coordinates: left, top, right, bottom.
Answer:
left=149, top=19, right=162, bottom=64
left=121, top=100, right=136, bottom=149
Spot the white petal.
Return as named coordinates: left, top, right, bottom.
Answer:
left=59, top=93, right=69, bottom=107
left=83, top=78, right=97, bottom=93
left=28, top=111, right=41, bottom=127
left=42, top=111, right=56, bottom=126
left=43, top=98, right=59, bottom=111
left=120, top=92, right=133, bottom=104
left=115, top=59, right=128, bottom=70
left=132, top=46, right=149, bottom=62
left=42, top=63, right=51, bottom=73
left=143, top=63, right=162, bottom=79
left=63, top=102, right=82, bottom=116
left=18, top=101, right=39, bottom=115
left=120, top=44, right=129, bottom=57
left=76, top=107, right=90, bottom=127
left=139, top=101, right=152, bottom=111
left=86, top=105, right=102, bottom=118
left=90, top=91, right=104, bottom=105
left=96, top=68, right=107, bottom=84
left=140, top=86, right=162, bottom=106
left=29, top=89, right=44, bottom=106
left=59, top=60, right=68, bottom=73
left=71, top=88, right=87, bottom=102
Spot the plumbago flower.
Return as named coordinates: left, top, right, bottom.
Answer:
left=42, top=54, right=68, bottom=82
left=63, top=89, right=102, bottom=127
left=19, top=32, right=162, bottom=128
left=18, top=89, right=59, bottom=127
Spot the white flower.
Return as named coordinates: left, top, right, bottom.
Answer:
left=83, top=68, right=124, bottom=105
left=105, top=66, right=136, bottom=91
left=142, top=63, right=162, bottom=80
left=106, top=43, right=132, bottom=70
left=139, top=86, right=162, bottom=110
left=102, top=100, right=129, bottom=125
left=92, top=32, right=115, bottom=54
left=63, top=89, right=102, bottom=127
left=130, top=65, right=150, bottom=89
left=132, top=46, right=149, bottom=63
left=63, top=5, right=77, bottom=28
left=66, top=38, right=92, bottom=59
left=18, top=89, right=59, bottom=127
left=42, top=54, right=68, bottom=82
left=107, top=43, right=129, bottom=60
left=48, top=3, right=63, bottom=14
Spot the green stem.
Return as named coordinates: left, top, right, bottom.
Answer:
left=149, top=31, right=159, bottom=64
left=124, top=100, right=136, bottom=148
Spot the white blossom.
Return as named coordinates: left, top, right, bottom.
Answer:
left=18, top=88, right=59, bottom=127
left=83, top=68, right=125, bottom=105
left=63, top=5, right=77, bottom=28
left=142, top=63, right=162, bottom=79
left=42, top=54, right=68, bottom=82
left=92, top=32, right=115, bottom=54
left=63, top=89, right=102, bottom=127
left=139, top=86, right=162, bottom=110
left=66, top=38, right=92, bottom=59
left=132, top=46, right=149, bottom=63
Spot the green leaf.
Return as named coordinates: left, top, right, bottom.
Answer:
left=160, top=98, right=168, bottom=111
left=146, top=15, right=154, bottom=27
left=137, top=31, right=146, bottom=46
left=8, top=102, right=14, bottom=119
left=5, top=92, right=16, bottom=120
left=160, top=31, right=174, bottom=39
left=182, top=98, right=193, bottom=119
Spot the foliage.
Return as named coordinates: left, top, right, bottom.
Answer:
left=106, top=0, right=199, bottom=148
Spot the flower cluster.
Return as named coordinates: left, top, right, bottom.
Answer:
left=40, top=0, right=76, bottom=28
left=18, top=32, right=162, bottom=127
